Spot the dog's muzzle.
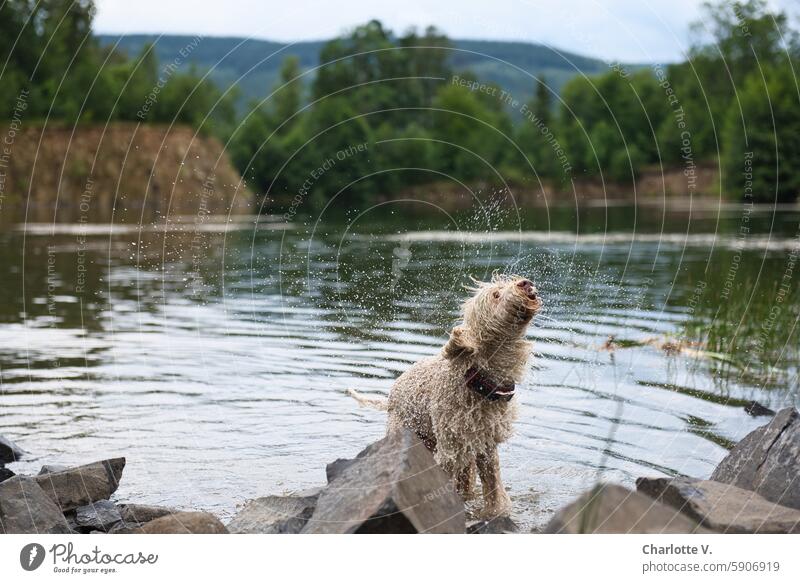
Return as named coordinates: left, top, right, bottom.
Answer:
left=465, top=366, right=515, bottom=402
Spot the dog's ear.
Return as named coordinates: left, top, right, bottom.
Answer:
left=443, top=326, right=475, bottom=360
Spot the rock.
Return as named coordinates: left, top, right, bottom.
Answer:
left=0, top=468, right=15, bottom=483
left=38, top=464, right=68, bottom=475
left=637, top=476, right=800, bottom=534
left=0, top=476, right=72, bottom=534
left=544, top=483, right=707, bottom=534
left=744, top=401, right=775, bottom=417
left=35, top=458, right=125, bottom=511
left=303, top=430, right=465, bottom=534
left=74, top=500, right=123, bottom=533
left=227, top=491, right=319, bottom=534
left=467, top=515, right=519, bottom=534
left=134, top=511, right=228, bottom=534
left=326, top=457, right=358, bottom=483
left=117, top=503, right=175, bottom=525
left=0, top=435, right=25, bottom=464
left=711, top=407, right=800, bottom=510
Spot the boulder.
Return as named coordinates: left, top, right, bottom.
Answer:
left=134, top=511, right=228, bottom=534
left=303, top=430, right=465, bottom=534
left=326, top=457, right=358, bottom=483
left=544, top=483, right=707, bottom=534
left=467, top=515, right=519, bottom=534
left=637, top=477, right=800, bottom=534
left=74, top=500, right=123, bottom=533
left=0, top=435, right=25, bottom=464
left=711, top=407, right=800, bottom=510
left=744, top=401, right=775, bottom=417
left=35, top=458, right=125, bottom=511
left=0, top=476, right=72, bottom=534
left=38, top=464, right=68, bottom=475
left=227, top=491, right=320, bottom=534
left=0, top=468, right=15, bottom=483
left=117, top=503, right=175, bottom=525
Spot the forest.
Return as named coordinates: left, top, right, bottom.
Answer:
left=2, top=0, right=799, bottom=207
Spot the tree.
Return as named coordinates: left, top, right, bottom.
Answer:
left=273, top=56, right=303, bottom=124
left=722, top=64, right=800, bottom=202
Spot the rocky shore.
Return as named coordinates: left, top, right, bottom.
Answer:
left=2, top=407, right=799, bottom=534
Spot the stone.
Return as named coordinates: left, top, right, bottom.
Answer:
left=0, top=476, right=72, bottom=534
left=134, top=511, right=228, bottom=534
left=637, top=477, right=800, bottom=534
left=38, top=464, right=68, bottom=475
left=35, top=458, right=125, bottom=511
left=744, top=401, right=775, bottom=417
left=0, top=468, right=15, bottom=483
left=326, top=457, right=358, bottom=483
left=711, top=407, right=800, bottom=510
left=544, top=483, right=707, bottom=534
left=227, top=491, right=319, bottom=534
left=303, top=430, right=465, bottom=534
left=74, top=500, right=123, bottom=532
left=467, top=515, right=519, bottom=534
left=117, top=503, right=176, bottom=525
left=0, top=435, right=25, bottom=464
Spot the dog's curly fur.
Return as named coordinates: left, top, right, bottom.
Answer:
left=352, top=274, right=540, bottom=517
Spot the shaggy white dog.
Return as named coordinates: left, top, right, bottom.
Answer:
left=350, top=274, right=540, bottom=517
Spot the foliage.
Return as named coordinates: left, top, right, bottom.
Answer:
left=0, top=0, right=236, bottom=130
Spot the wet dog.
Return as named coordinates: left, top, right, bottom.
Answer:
left=350, top=274, right=540, bottom=517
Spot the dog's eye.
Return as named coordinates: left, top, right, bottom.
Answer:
left=493, top=291, right=500, bottom=299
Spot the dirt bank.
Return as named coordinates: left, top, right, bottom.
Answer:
left=0, top=123, right=252, bottom=224
left=385, top=163, right=720, bottom=209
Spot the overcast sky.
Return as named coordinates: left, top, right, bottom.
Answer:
left=94, top=0, right=798, bottom=63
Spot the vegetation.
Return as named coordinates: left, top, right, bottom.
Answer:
left=2, top=0, right=799, bottom=207
left=229, top=1, right=799, bottom=208
left=0, top=0, right=235, bottom=132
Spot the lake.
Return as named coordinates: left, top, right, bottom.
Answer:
left=1, top=200, right=798, bottom=530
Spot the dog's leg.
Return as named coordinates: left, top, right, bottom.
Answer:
left=476, top=448, right=511, bottom=518
left=455, top=461, right=477, bottom=501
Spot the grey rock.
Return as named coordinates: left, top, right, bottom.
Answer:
left=545, top=483, right=708, bottom=534
left=326, top=457, right=358, bottom=483
left=303, top=430, right=465, bottom=534
left=228, top=492, right=319, bottom=534
left=0, top=468, right=15, bottom=483
left=35, top=457, right=125, bottom=511
left=744, top=401, right=775, bottom=417
left=117, top=503, right=175, bottom=525
left=38, top=464, right=68, bottom=475
left=467, top=515, right=519, bottom=534
left=134, top=511, right=228, bottom=534
left=637, top=476, right=800, bottom=534
left=74, top=500, right=123, bottom=532
left=0, top=435, right=25, bottom=464
left=0, top=476, right=72, bottom=534
left=711, top=407, right=800, bottom=510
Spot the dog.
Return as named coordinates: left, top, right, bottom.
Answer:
left=349, top=274, right=540, bottom=517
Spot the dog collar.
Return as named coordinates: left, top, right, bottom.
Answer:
left=465, top=366, right=515, bottom=402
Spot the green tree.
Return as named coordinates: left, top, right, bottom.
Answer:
left=722, top=64, right=800, bottom=202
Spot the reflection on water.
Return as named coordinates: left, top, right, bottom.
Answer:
left=0, top=203, right=798, bottom=530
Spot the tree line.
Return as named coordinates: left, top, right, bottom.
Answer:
left=230, top=1, right=800, bottom=207
left=2, top=1, right=798, bottom=206
left=0, top=0, right=235, bottom=132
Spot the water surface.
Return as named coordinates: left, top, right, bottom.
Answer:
left=1, top=202, right=798, bottom=530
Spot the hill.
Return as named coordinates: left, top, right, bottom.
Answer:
left=96, top=34, right=615, bottom=110
left=0, top=124, right=252, bottom=224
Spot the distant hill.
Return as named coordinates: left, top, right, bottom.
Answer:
left=97, top=34, right=615, bottom=110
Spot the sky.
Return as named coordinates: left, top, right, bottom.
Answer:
left=94, top=0, right=799, bottom=63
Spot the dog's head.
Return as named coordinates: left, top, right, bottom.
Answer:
left=444, top=274, right=541, bottom=359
